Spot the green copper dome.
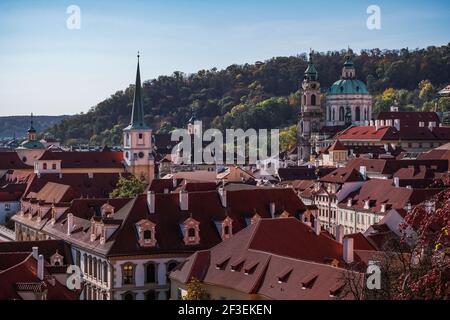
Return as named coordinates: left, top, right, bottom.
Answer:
left=19, top=140, right=45, bottom=149
left=328, top=79, right=369, bottom=95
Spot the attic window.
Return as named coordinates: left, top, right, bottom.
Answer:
left=183, top=217, right=200, bottom=245
left=301, top=274, right=318, bottom=290
left=215, top=257, right=230, bottom=270
left=244, top=262, right=259, bottom=275
left=329, top=283, right=345, bottom=298
left=221, top=217, right=233, bottom=240
left=230, top=259, right=245, bottom=272
left=135, top=219, right=157, bottom=247
left=277, top=268, right=293, bottom=283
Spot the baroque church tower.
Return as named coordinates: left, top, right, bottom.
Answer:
left=123, top=54, right=155, bottom=183
left=298, top=51, right=323, bottom=162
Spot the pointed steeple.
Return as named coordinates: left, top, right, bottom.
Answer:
left=304, top=49, right=318, bottom=81
left=28, top=113, right=36, bottom=133
left=128, top=52, right=148, bottom=129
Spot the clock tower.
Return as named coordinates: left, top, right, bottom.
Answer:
left=123, top=54, right=155, bottom=183
left=298, top=51, right=323, bottom=162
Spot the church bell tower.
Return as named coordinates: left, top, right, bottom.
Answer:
left=123, top=53, right=155, bottom=183
left=298, top=51, right=323, bottom=162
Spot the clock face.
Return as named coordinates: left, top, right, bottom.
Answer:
left=138, top=152, right=145, bottom=159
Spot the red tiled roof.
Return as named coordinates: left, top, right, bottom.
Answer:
left=320, top=167, right=364, bottom=184
left=0, top=152, right=32, bottom=170
left=376, top=112, right=440, bottom=128
left=0, top=252, right=81, bottom=300
left=344, top=233, right=377, bottom=251
left=171, top=218, right=373, bottom=300
left=327, top=140, right=347, bottom=152
left=37, top=151, right=124, bottom=169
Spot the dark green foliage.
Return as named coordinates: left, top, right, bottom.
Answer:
left=47, top=44, right=450, bottom=144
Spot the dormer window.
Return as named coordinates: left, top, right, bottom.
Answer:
left=101, top=203, right=115, bottom=218
left=182, top=217, right=200, bottom=245
left=364, top=200, right=370, bottom=210
left=50, top=251, right=64, bottom=266
left=221, top=217, right=233, bottom=240
left=136, top=219, right=157, bottom=247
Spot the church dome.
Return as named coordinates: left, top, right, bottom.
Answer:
left=19, top=140, right=45, bottom=149
left=328, top=79, right=369, bottom=95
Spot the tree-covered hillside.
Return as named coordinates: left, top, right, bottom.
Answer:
left=48, top=44, right=450, bottom=146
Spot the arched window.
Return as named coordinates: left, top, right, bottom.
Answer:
left=355, top=107, right=361, bottom=122
left=103, top=262, right=108, bottom=282
left=88, top=256, right=92, bottom=276
left=303, top=95, right=306, bottom=105
left=328, top=108, right=331, bottom=121
left=93, top=258, right=98, bottom=278
left=311, top=94, right=316, bottom=106
left=122, top=263, right=135, bottom=285
left=332, top=109, right=335, bottom=121
left=188, top=228, right=196, bottom=238
left=146, top=263, right=156, bottom=283
left=339, top=107, right=345, bottom=122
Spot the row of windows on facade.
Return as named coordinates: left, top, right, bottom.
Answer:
left=327, top=106, right=369, bottom=122
left=319, top=208, right=379, bottom=225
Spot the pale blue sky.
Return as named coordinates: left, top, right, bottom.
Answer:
left=0, top=0, right=449, bottom=116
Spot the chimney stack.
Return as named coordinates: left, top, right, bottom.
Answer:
left=32, top=247, right=39, bottom=260
left=335, top=225, right=344, bottom=243
left=269, top=202, right=276, bottom=218
left=359, top=166, right=367, bottom=180
left=37, top=254, right=44, bottom=280
left=394, top=119, right=401, bottom=131
left=179, top=190, right=189, bottom=211
left=67, top=213, right=73, bottom=235
left=147, top=191, right=155, bottom=214
left=393, top=177, right=400, bottom=187
left=314, top=218, right=321, bottom=236
left=343, top=238, right=354, bottom=263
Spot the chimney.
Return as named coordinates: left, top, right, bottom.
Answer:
left=375, top=120, right=380, bottom=130
left=335, top=225, right=344, bottom=243
left=179, top=190, right=188, bottom=211
left=314, top=219, right=321, bottom=236
left=37, top=254, right=44, bottom=280
left=88, top=172, right=94, bottom=179
left=147, top=191, right=155, bottom=214
left=218, top=187, right=227, bottom=207
left=428, top=121, right=436, bottom=131
left=32, top=247, right=39, bottom=260
left=343, top=238, right=354, bottom=263
left=383, top=144, right=389, bottom=152
left=269, top=202, right=276, bottom=218
left=394, top=119, right=401, bottom=131
left=359, top=166, right=367, bottom=180
left=67, top=213, right=73, bottom=235
left=393, top=177, right=400, bottom=188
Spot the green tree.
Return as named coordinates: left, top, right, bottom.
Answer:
left=419, top=80, right=435, bottom=102
left=183, top=278, right=210, bottom=300
left=279, top=125, right=298, bottom=152
left=110, top=176, right=146, bottom=199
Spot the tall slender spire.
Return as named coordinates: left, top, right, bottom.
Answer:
left=28, top=113, right=36, bottom=133
left=304, top=49, right=318, bottom=81
left=129, top=52, right=148, bottom=129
